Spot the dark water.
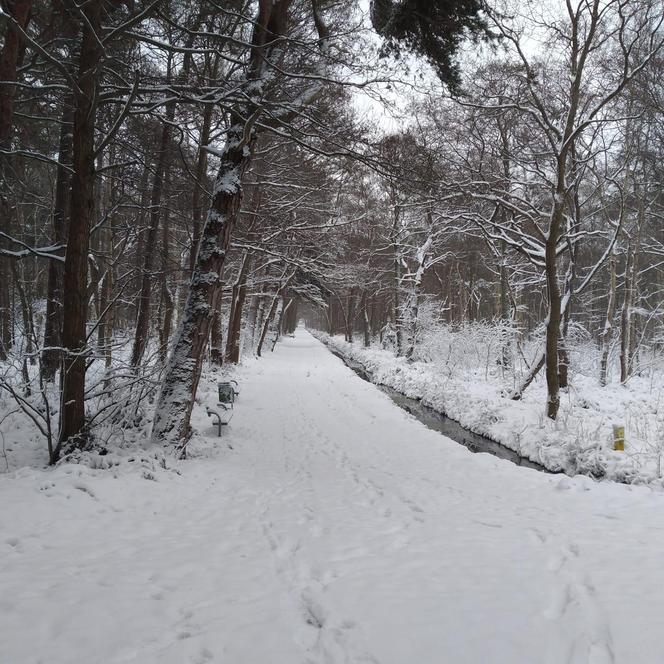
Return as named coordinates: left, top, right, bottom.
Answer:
left=327, top=347, right=550, bottom=473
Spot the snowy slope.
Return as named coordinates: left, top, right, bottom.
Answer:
left=2, top=329, right=664, bottom=663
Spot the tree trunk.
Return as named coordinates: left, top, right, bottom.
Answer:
left=254, top=294, right=267, bottom=350
left=10, top=261, right=34, bottom=359
left=210, top=287, right=224, bottom=365
left=150, top=122, right=255, bottom=446
left=599, top=251, right=617, bottom=387
left=245, top=272, right=263, bottom=353
left=326, top=299, right=334, bottom=335
left=151, top=0, right=298, bottom=450
left=346, top=288, right=356, bottom=343
left=132, top=164, right=151, bottom=321
left=189, top=98, right=214, bottom=275
left=95, top=145, right=115, bottom=373
left=620, top=199, right=644, bottom=383
left=544, top=204, right=563, bottom=419
left=131, top=97, right=175, bottom=367
left=511, top=351, right=546, bottom=401
left=158, top=207, right=174, bottom=362
left=499, top=239, right=512, bottom=367
left=257, top=292, right=280, bottom=358
left=42, top=94, right=74, bottom=381
left=225, top=252, right=251, bottom=363
left=283, top=296, right=298, bottom=334
left=57, top=0, right=102, bottom=452
left=362, top=292, right=371, bottom=347
left=392, top=204, right=404, bottom=355
left=271, top=296, right=289, bottom=351
left=405, top=227, right=432, bottom=360
left=257, top=271, right=293, bottom=357
left=0, top=0, right=33, bottom=359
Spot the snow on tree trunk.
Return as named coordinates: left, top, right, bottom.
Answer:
left=543, top=188, right=565, bottom=420
left=257, top=271, right=294, bottom=358
left=225, top=252, right=251, bottom=364
left=209, top=287, right=224, bottom=366
left=392, top=204, right=404, bottom=355
left=405, top=229, right=432, bottom=360
left=270, top=297, right=286, bottom=352
left=150, top=0, right=295, bottom=451
left=150, top=122, right=252, bottom=449
left=620, top=193, right=645, bottom=383
left=599, top=250, right=617, bottom=387
left=362, top=293, right=371, bottom=347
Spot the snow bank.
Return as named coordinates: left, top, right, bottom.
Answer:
left=313, top=331, right=661, bottom=484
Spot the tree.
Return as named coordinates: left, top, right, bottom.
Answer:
left=151, top=0, right=327, bottom=450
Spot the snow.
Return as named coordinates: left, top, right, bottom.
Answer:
left=3, top=329, right=664, bottom=663
left=315, top=330, right=664, bottom=484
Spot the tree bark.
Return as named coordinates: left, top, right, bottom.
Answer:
left=150, top=118, right=256, bottom=446
left=362, top=292, right=371, bottom=347
left=158, top=206, right=174, bottom=362
left=620, top=195, right=644, bottom=383
left=0, top=0, right=33, bottom=359
left=209, top=287, right=224, bottom=365
left=245, top=268, right=263, bottom=354
left=257, top=291, right=280, bottom=358
left=544, top=206, right=562, bottom=419
left=599, top=250, right=617, bottom=387
left=283, top=296, right=298, bottom=334
left=392, top=203, right=404, bottom=355
left=151, top=0, right=303, bottom=450
left=57, top=0, right=103, bottom=452
left=224, top=252, right=251, bottom=363
left=405, top=223, right=432, bottom=360
left=346, top=287, right=356, bottom=343
left=131, top=96, right=175, bottom=368
left=189, top=97, right=214, bottom=275
left=511, top=351, right=546, bottom=401
left=42, top=93, right=74, bottom=381
left=271, top=296, right=289, bottom=351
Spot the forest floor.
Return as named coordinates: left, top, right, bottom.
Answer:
left=2, top=330, right=664, bottom=663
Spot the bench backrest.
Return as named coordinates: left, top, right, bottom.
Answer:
left=218, top=382, right=235, bottom=404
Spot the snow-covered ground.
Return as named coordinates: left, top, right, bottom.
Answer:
left=314, top=331, right=664, bottom=484
left=2, top=329, right=664, bottom=663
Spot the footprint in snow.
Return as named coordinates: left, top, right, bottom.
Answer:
left=527, top=527, right=547, bottom=544
left=589, top=642, right=615, bottom=664
left=301, top=590, right=326, bottom=629
left=191, top=648, right=214, bottom=664
left=73, top=483, right=97, bottom=499
left=543, top=582, right=572, bottom=620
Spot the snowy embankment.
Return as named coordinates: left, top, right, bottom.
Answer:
left=312, top=331, right=662, bottom=484
left=3, top=329, right=664, bottom=663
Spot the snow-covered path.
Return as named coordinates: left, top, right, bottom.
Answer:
left=3, top=330, right=664, bottom=664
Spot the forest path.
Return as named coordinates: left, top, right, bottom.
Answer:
left=3, top=329, right=664, bottom=664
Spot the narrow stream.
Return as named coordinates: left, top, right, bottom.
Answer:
left=327, top=347, right=551, bottom=473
